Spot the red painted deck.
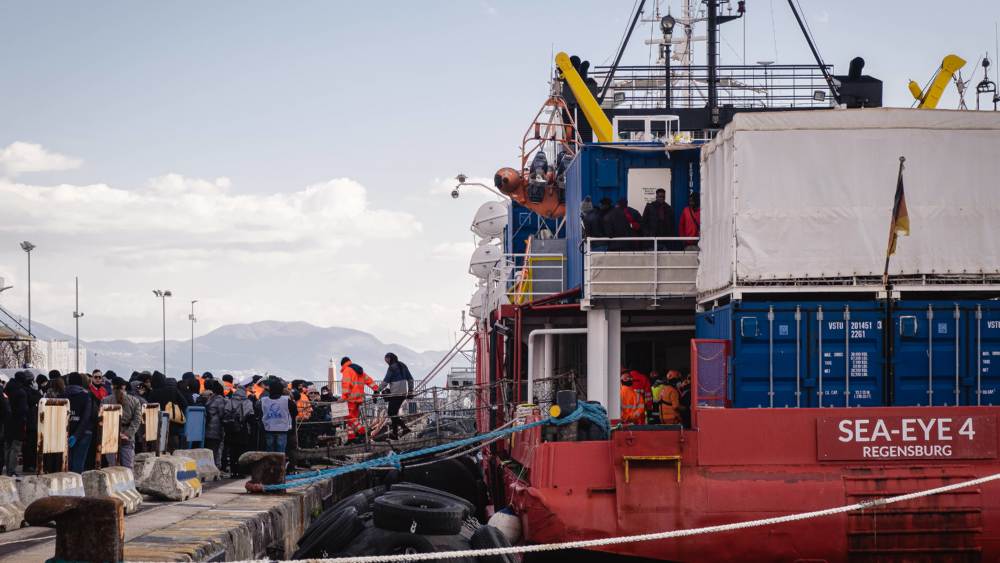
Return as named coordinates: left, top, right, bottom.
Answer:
left=502, top=406, right=1000, bottom=562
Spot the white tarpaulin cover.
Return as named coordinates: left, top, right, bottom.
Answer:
left=697, top=108, right=1000, bottom=295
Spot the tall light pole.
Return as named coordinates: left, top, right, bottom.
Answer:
left=153, top=289, right=172, bottom=376
left=660, top=14, right=675, bottom=109
left=188, top=300, right=198, bottom=373
left=20, top=241, right=35, bottom=362
left=73, top=277, right=83, bottom=373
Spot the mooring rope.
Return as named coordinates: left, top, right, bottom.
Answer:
left=215, top=470, right=1000, bottom=563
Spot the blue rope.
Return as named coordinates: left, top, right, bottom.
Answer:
left=264, top=403, right=609, bottom=491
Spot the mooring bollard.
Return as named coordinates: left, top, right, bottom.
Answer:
left=239, top=452, right=286, bottom=493
left=25, top=496, right=125, bottom=563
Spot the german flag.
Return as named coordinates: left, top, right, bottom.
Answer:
left=886, top=157, right=910, bottom=258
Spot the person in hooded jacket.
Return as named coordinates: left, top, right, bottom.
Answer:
left=102, top=376, right=142, bottom=468
left=0, top=390, right=8, bottom=475
left=147, top=371, right=189, bottom=452
left=603, top=198, right=644, bottom=251
left=255, top=379, right=297, bottom=454
left=200, top=379, right=226, bottom=468
left=22, top=373, right=42, bottom=473
left=2, top=372, right=31, bottom=476
left=66, top=372, right=96, bottom=473
left=381, top=353, right=414, bottom=439
left=222, top=384, right=254, bottom=476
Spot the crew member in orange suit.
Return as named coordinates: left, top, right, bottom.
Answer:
left=627, top=368, right=654, bottom=423
left=619, top=371, right=646, bottom=425
left=340, top=357, right=379, bottom=444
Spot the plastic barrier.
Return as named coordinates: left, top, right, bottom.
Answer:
left=36, top=398, right=70, bottom=473
left=174, top=448, right=221, bottom=482
left=183, top=406, right=206, bottom=448
left=96, top=404, right=122, bottom=468
left=83, top=467, right=143, bottom=514
left=158, top=411, right=169, bottom=452
left=135, top=455, right=202, bottom=501
left=16, top=472, right=85, bottom=506
left=143, top=404, right=160, bottom=453
left=0, top=476, right=26, bottom=532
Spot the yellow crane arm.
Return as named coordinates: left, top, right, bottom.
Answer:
left=908, top=54, right=966, bottom=109
left=555, top=52, right=614, bottom=142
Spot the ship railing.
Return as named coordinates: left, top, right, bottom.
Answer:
left=592, top=63, right=835, bottom=110
left=494, top=252, right=566, bottom=305
left=583, top=237, right=699, bottom=307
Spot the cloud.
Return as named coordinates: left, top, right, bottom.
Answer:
left=0, top=142, right=82, bottom=177
left=432, top=241, right=475, bottom=260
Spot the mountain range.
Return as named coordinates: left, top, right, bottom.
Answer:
left=24, top=318, right=453, bottom=385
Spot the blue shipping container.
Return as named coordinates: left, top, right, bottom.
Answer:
left=565, top=144, right=700, bottom=290
left=891, top=300, right=1000, bottom=406
left=697, top=300, right=885, bottom=408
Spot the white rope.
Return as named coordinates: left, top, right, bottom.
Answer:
left=209, top=471, right=1000, bottom=563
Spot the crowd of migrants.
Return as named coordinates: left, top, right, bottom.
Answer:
left=619, top=368, right=693, bottom=427
left=581, top=188, right=701, bottom=249
left=0, top=353, right=414, bottom=477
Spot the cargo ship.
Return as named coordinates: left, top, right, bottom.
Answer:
left=459, top=1, right=1000, bottom=560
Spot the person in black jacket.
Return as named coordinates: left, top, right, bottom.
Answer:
left=603, top=198, right=643, bottom=251
left=21, top=375, right=42, bottom=473
left=0, top=383, right=10, bottom=475
left=641, top=188, right=678, bottom=249
left=147, top=371, right=189, bottom=452
left=66, top=372, right=95, bottom=473
left=3, top=371, right=31, bottom=476
left=381, top=353, right=414, bottom=439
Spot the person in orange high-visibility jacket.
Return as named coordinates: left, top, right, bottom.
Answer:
left=295, top=390, right=313, bottom=422
left=341, top=357, right=379, bottom=442
left=619, top=371, right=645, bottom=425
left=628, top=369, right=654, bottom=422
left=655, top=370, right=683, bottom=425
left=221, top=374, right=235, bottom=396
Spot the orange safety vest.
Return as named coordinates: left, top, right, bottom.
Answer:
left=196, top=376, right=205, bottom=393
left=620, top=384, right=646, bottom=425
left=252, top=383, right=265, bottom=399
left=223, top=381, right=234, bottom=396
left=655, top=384, right=681, bottom=425
left=341, top=363, right=378, bottom=403
left=296, top=394, right=312, bottom=421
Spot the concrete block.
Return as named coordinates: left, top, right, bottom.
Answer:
left=0, top=476, right=26, bottom=532
left=175, top=448, right=221, bottom=482
left=135, top=455, right=202, bottom=501
left=83, top=467, right=143, bottom=514
left=16, top=472, right=84, bottom=507
left=133, top=452, right=156, bottom=484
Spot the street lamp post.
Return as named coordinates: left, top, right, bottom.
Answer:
left=451, top=174, right=506, bottom=199
left=153, top=289, right=172, bottom=376
left=188, top=300, right=198, bottom=373
left=20, top=241, right=35, bottom=362
left=73, top=277, right=83, bottom=374
left=661, top=15, right=675, bottom=109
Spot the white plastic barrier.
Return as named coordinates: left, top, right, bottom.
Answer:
left=37, top=398, right=70, bottom=472
left=174, top=448, right=221, bottom=482
left=143, top=404, right=160, bottom=453
left=0, top=476, right=26, bottom=532
left=97, top=404, right=122, bottom=467
left=83, top=467, right=143, bottom=514
left=16, top=472, right=85, bottom=506
left=135, top=455, right=202, bottom=501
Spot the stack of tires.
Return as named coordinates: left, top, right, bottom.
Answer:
left=293, top=482, right=514, bottom=562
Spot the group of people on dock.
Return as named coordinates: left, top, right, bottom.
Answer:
left=0, top=351, right=414, bottom=478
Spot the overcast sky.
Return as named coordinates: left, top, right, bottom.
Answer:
left=1, top=1, right=997, bottom=350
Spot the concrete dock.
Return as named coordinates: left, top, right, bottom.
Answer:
left=0, top=474, right=363, bottom=562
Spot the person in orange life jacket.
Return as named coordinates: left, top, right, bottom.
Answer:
left=626, top=368, right=654, bottom=423
left=648, top=370, right=665, bottom=424
left=679, top=192, right=700, bottom=248
left=656, top=370, right=683, bottom=425
left=604, top=198, right=643, bottom=251
left=619, top=371, right=646, bottom=425
left=341, top=357, right=379, bottom=443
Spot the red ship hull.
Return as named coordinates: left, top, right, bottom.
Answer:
left=500, top=407, right=1000, bottom=562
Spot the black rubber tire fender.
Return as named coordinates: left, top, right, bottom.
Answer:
left=470, top=525, right=516, bottom=563
left=390, top=482, right=474, bottom=517
left=292, top=506, right=363, bottom=558
left=373, top=491, right=466, bottom=535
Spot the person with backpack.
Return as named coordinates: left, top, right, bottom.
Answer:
left=381, top=353, right=414, bottom=440
left=222, top=384, right=254, bottom=476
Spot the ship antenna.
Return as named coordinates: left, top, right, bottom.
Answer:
left=598, top=0, right=646, bottom=104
